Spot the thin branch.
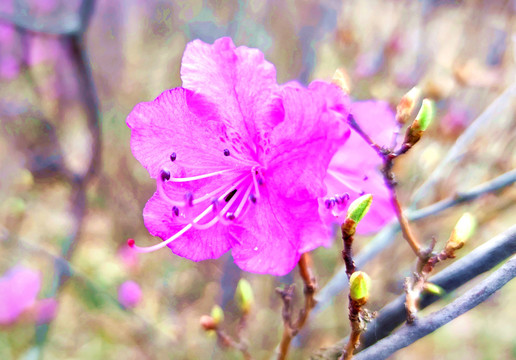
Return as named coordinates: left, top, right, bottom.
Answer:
left=0, top=0, right=95, bottom=36
left=313, top=225, right=516, bottom=359
left=352, top=257, right=516, bottom=360
left=313, top=170, right=516, bottom=314
left=410, top=83, right=516, bottom=206
left=276, top=253, right=318, bottom=360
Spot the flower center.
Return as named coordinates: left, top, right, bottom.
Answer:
left=129, top=151, right=265, bottom=253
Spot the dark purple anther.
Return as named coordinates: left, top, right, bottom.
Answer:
left=160, top=169, right=171, bottom=181
left=359, top=190, right=366, bottom=196
left=223, top=149, right=230, bottom=156
left=249, top=193, right=257, bottom=204
left=170, top=152, right=177, bottom=162
left=363, top=175, right=368, bottom=181
left=185, top=192, right=194, bottom=207
left=226, top=212, right=235, bottom=220
left=325, top=199, right=332, bottom=209
left=172, top=206, right=179, bottom=217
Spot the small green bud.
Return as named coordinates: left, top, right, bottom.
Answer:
left=423, top=282, right=444, bottom=296
left=445, top=213, right=476, bottom=257
left=346, top=194, right=373, bottom=224
left=414, top=99, right=435, bottom=131
left=349, top=271, right=371, bottom=304
left=210, top=305, right=224, bottom=325
left=235, top=278, right=254, bottom=314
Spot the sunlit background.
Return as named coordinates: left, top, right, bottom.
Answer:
left=1, top=0, right=515, bottom=359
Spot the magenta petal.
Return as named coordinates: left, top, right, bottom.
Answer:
left=0, top=266, right=41, bottom=325
left=127, top=87, right=246, bottom=179
left=231, top=188, right=327, bottom=276
left=143, top=192, right=236, bottom=261
left=265, top=83, right=349, bottom=199
left=181, top=37, right=280, bottom=149
left=322, top=100, right=397, bottom=234
left=351, top=100, right=398, bottom=147
left=118, top=281, right=142, bottom=309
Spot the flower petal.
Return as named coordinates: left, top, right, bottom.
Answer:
left=264, top=82, right=350, bottom=199
left=126, top=87, right=251, bottom=180
left=323, top=100, right=397, bottom=234
left=230, top=187, right=327, bottom=276
left=0, top=266, right=41, bottom=325
left=143, top=192, right=237, bottom=261
left=181, top=37, right=280, bottom=154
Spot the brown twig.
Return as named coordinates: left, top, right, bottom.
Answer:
left=347, top=114, right=423, bottom=260
left=276, top=253, right=318, bottom=360
left=339, top=219, right=369, bottom=360
left=341, top=220, right=357, bottom=278
left=216, top=329, right=253, bottom=360
left=341, top=299, right=363, bottom=360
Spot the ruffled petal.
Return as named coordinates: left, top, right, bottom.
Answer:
left=143, top=192, right=237, bottom=261
left=126, top=87, right=252, bottom=180
left=351, top=100, right=398, bottom=147
left=181, top=37, right=281, bottom=155
left=230, top=187, right=327, bottom=276
left=264, top=82, right=350, bottom=200
left=0, top=266, right=41, bottom=324
left=322, top=100, right=397, bottom=234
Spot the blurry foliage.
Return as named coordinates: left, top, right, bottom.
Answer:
left=0, top=0, right=515, bottom=359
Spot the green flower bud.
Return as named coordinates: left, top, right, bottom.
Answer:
left=346, top=194, right=373, bottom=224
left=414, top=99, right=435, bottom=132
left=349, top=271, right=371, bottom=304
left=423, top=282, right=444, bottom=296
left=445, top=212, right=476, bottom=257
left=210, top=305, right=224, bottom=325
left=235, top=278, right=254, bottom=314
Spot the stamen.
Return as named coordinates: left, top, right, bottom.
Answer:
left=191, top=175, right=248, bottom=205
left=328, top=169, right=364, bottom=194
left=233, top=183, right=253, bottom=218
left=226, top=212, right=235, bottom=220
left=156, top=177, right=186, bottom=207
left=224, top=189, right=237, bottom=202
left=172, top=206, right=179, bottom=216
left=248, top=193, right=257, bottom=204
left=251, top=167, right=262, bottom=200
left=170, top=152, right=177, bottom=162
left=192, top=185, right=242, bottom=229
left=168, top=169, right=233, bottom=182
left=185, top=192, right=194, bottom=207
left=223, top=149, right=230, bottom=156
left=160, top=168, right=171, bottom=181
left=129, top=199, right=222, bottom=253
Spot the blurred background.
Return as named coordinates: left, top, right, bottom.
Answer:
left=0, top=0, right=515, bottom=359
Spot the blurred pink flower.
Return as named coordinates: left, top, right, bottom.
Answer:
left=118, top=281, right=142, bottom=309
left=0, top=266, right=41, bottom=325
left=321, top=100, right=397, bottom=234
left=118, top=244, right=140, bottom=270
left=127, top=37, right=349, bottom=275
left=35, top=298, right=59, bottom=325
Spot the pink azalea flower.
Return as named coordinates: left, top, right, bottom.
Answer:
left=0, top=266, right=41, bottom=325
left=127, top=37, right=349, bottom=275
left=35, top=298, right=59, bottom=325
left=321, top=100, right=397, bottom=234
left=118, top=280, right=142, bottom=309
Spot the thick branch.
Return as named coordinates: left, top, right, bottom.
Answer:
left=410, top=83, right=516, bottom=206
left=353, top=257, right=516, bottom=360
left=314, top=225, right=516, bottom=359
left=314, top=170, right=516, bottom=314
